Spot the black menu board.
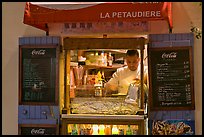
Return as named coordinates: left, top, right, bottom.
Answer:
left=148, top=46, right=195, bottom=110
left=19, top=45, right=58, bottom=105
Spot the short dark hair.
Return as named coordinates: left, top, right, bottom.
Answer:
left=126, top=50, right=139, bottom=57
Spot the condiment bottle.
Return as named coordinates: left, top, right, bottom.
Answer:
left=107, top=52, right=113, bottom=67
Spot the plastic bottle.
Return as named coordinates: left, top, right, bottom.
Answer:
left=107, top=52, right=113, bottom=67
left=98, top=125, right=105, bottom=135
left=132, top=125, right=139, bottom=135
left=126, top=125, right=132, bottom=135
left=80, top=124, right=86, bottom=135
left=95, top=51, right=99, bottom=65
left=118, top=125, right=124, bottom=135
left=67, top=124, right=72, bottom=135
left=103, top=53, right=107, bottom=66
left=96, top=71, right=103, bottom=85
left=105, top=125, right=111, bottom=135
left=99, top=51, right=107, bottom=66
left=71, top=124, right=78, bottom=135
left=98, top=52, right=103, bottom=66
left=92, top=125, right=99, bottom=135
left=112, top=125, right=119, bottom=135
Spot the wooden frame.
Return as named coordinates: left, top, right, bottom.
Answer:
left=61, top=37, right=147, bottom=135
left=61, top=114, right=145, bottom=135
left=62, top=37, right=146, bottom=113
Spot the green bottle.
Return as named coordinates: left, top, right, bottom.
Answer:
left=71, top=124, right=78, bottom=135
left=126, top=125, right=132, bottom=135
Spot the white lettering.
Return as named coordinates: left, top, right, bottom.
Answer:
left=112, top=12, right=117, bottom=17
left=122, top=12, right=127, bottom=17
left=100, top=10, right=161, bottom=19
left=100, top=12, right=110, bottom=18
left=156, top=11, right=161, bottom=17
left=31, top=49, right=46, bottom=55
left=118, top=12, right=122, bottom=18
left=126, top=12, right=132, bottom=17
left=138, top=12, right=143, bottom=17
left=146, top=11, right=150, bottom=17
left=150, top=11, right=156, bottom=17
left=100, top=13, right=105, bottom=18
left=162, top=52, right=177, bottom=59
left=31, top=128, right=45, bottom=135
left=104, top=13, right=110, bottom=18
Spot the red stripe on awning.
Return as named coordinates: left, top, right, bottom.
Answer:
left=23, top=2, right=173, bottom=32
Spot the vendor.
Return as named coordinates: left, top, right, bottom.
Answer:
left=104, top=50, right=148, bottom=95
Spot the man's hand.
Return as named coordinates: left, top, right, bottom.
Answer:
left=104, top=83, right=118, bottom=95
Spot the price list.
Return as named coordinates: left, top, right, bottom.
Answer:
left=148, top=47, right=195, bottom=110
left=20, top=47, right=58, bottom=104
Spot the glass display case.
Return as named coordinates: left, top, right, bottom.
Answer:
left=60, top=37, right=148, bottom=135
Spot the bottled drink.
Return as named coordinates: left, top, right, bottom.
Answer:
left=67, top=124, right=72, bottom=135
left=98, top=125, right=105, bottom=135
left=80, top=124, right=86, bottom=135
left=118, top=125, right=124, bottom=135
left=112, top=125, right=119, bottom=135
left=71, top=124, right=78, bottom=135
left=92, top=125, right=99, bottom=135
left=126, top=125, right=132, bottom=135
left=105, top=125, right=111, bottom=135
left=132, top=125, right=138, bottom=135
left=95, top=51, right=99, bottom=65
left=107, top=52, right=113, bottom=67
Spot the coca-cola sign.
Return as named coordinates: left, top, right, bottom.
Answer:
left=20, top=126, right=57, bottom=135
left=31, top=49, right=46, bottom=56
left=162, top=52, right=177, bottom=59
left=31, top=128, right=45, bottom=135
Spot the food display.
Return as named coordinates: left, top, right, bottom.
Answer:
left=151, top=120, right=194, bottom=135
left=70, top=97, right=140, bottom=115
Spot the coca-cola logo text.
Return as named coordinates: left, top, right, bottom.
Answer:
left=31, top=128, right=45, bottom=135
left=162, top=52, right=177, bottom=59
left=32, top=49, right=46, bottom=56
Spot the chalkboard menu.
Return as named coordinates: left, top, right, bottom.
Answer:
left=19, top=125, right=58, bottom=135
left=148, top=46, right=195, bottom=110
left=19, top=45, right=59, bottom=105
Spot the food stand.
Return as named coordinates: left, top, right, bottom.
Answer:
left=19, top=2, right=196, bottom=135
left=60, top=37, right=148, bottom=135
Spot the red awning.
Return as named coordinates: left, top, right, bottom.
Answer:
left=23, top=2, right=173, bottom=32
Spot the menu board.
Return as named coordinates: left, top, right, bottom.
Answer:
left=19, top=45, right=58, bottom=105
left=148, top=46, right=195, bottom=110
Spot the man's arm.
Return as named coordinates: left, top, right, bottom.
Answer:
left=104, top=69, right=120, bottom=95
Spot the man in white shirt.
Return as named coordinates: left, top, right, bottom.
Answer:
left=104, top=50, right=148, bottom=95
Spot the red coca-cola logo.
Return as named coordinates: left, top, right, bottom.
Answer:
left=31, top=128, right=45, bottom=135
left=31, top=49, right=46, bottom=55
left=162, top=52, right=177, bottom=59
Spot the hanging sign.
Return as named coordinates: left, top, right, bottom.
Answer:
left=23, top=2, right=172, bottom=31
